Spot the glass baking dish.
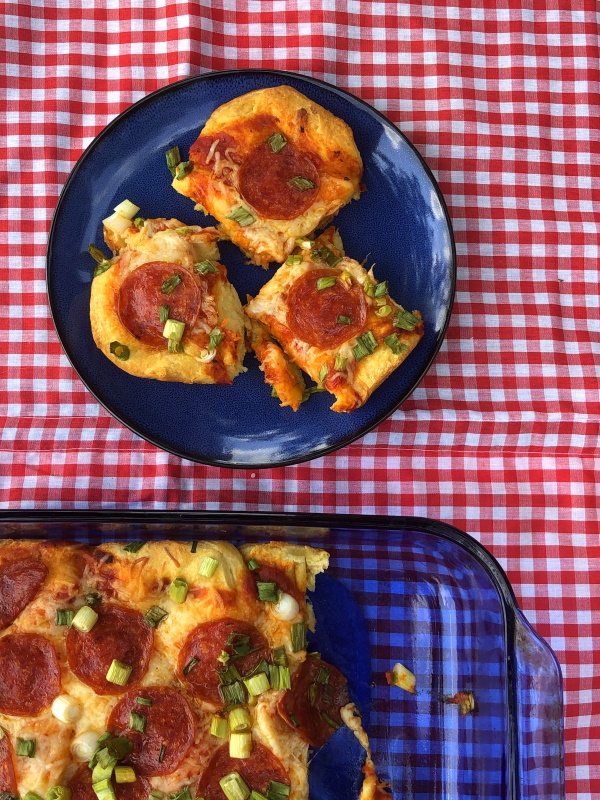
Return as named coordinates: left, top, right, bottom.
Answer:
left=0, top=511, right=564, bottom=800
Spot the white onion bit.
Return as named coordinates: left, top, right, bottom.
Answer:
left=273, top=592, right=300, bottom=621
left=71, top=731, right=101, bottom=762
left=52, top=694, right=82, bottom=724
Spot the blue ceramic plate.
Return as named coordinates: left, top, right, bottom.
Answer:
left=47, top=69, right=456, bottom=468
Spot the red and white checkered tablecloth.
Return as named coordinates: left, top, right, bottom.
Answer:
left=1, top=1, right=598, bottom=796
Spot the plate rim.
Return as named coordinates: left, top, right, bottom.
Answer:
left=46, top=68, right=457, bottom=469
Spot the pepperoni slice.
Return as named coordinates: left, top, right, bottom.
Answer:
left=239, top=138, right=320, bottom=220
left=107, top=686, right=195, bottom=776
left=253, top=564, right=303, bottom=606
left=0, top=557, right=48, bottom=630
left=287, top=268, right=367, bottom=350
left=68, top=764, right=151, bottom=800
left=0, top=730, right=17, bottom=793
left=178, top=618, right=269, bottom=705
left=197, top=741, right=289, bottom=800
left=0, top=633, right=61, bottom=716
left=66, top=604, right=153, bottom=696
left=278, top=657, right=350, bottom=747
left=118, top=262, right=202, bottom=346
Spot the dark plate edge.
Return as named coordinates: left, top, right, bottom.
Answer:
left=45, top=68, right=457, bottom=470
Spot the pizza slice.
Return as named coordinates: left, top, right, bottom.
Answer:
left=171, top=85, right=363, bottom=267
left=89, top=202, right=247, bottom=384
left=245, top=228, right=425, bottom=412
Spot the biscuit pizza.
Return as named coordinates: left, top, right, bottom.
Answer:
left=171, top=85, right=363, bottom=267
left=245, top=228, right=424, bottom=412
left=0, top=539, right=384, bottom=800
left=89, top=201, right=246, bottom=384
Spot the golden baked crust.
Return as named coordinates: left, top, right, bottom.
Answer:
left=90, top=217, right=247, bottom=384
left=245, top=228, right=424, bottom=412
left=172, top=85, right=363, bottom=267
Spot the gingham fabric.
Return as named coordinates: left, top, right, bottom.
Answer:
left=0, top=1, right=598, bottom=796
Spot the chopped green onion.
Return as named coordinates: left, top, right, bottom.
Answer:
left=88, top=244, right=107, bottom=264
left=307, top=650, right=321, bottom=657
left=375, top=304, right=392, bottom=317
left=191, top=541, right=198, bottom=553
left=375, top=296, right=388, bottom=306
left=93, top=261, right=112, bottom=277
left=169, top=577, right=188, bottom=604
left=272, top=646, right=288, bottom=666
left=86, top=592, right=102, bottom=605
left=291, top=621, right=306, bottom=652
left=114, top=766, right=136, bottom=784
left=183, top=656, right=199, bottom=676
left=288, top=176, right=315, bottom=191
left=363, top=280, right=376, bottom=297
left=364, top=330, right=378, bottom=351
left=168, top=788, right=192, bottom=800
left=229, top=731, right=252, bottom=759
left=269, top=665, right=291, bottom=691
left=158, top=743, right=167, bottom=763
left=219, top=662, right=243, bottom=682
left=106, top=660, right=132, bottom=686
left=336, top=314, right=352, bottom=324
left=136, top=696, right=153, bottom=706
left=295, top=236, right=314, bottom=249
left=143, top=605, right=168, bottom=628
left=159, top=304, right=169, bottom=323
left=123, top=541, right=145, bottom=553
left=134, top=217, right=145, bottom=227
left=247, top=559, right=259, bottom=571
left=129, top=711, right=146, bottom=733
left=353, top=331, right=378, bottom=361
left=243, top=672, right=270, bottom=696
left=149, top=792, right=165, bottom=800
left=194, top=260, right=219, bottom=274
left=374, top=280, right=388, bottom=297
left=219, top=772, right=251, bottom=800
left=321, top=711, right=341, bottom=730
left=285, top=254, right=303, bottom=265
left=175, top=227, right=193, bottom=235
left=226, top=206, right=255, bottom=227
left=243, top=658, right=269, bottom=679
left=217, top=650, right=230, bottom=664
left=383, top=333, right=408, bottom=355
left=256, top=581, right=278, bottom=603
left=46, top=789, right=71, bottom=800
left=229, top=706, right=251, bottom=731
left=266, top=782, right=290, bottom=800
left=175, top=160, right=193, bottom=180
left=165, top=146, right=181, bottom=176
left=219, top=681, right=246, bottom=705
left=168, top=336, right=183, bottom=354
left=199, top=556, right=219, bottom=577
left=24, top=793, right=43, bottom=800
left=97, top=732, right=112, bottom=744
left=250, top=792, right=269, bottom=800
left=308, top=683, right=318, bottom=705
left=316, top=275, right=336, bottom=290
left=16, top=738, right=36, bottom=757
left=109, top=341, right=130, bottom=361
left=92, top=759, right=116, bottom=784
left=334, top=353, right=347, bottom=371
left=288, top=713, right=300, bottom=727
left=161, top=273, right=182, bottom=294
left=311, top=247, right=342, bottom=268
left=267, top=133, right=287, bottom=153
left=208, top=327, right=225, bottom=350
left=91, top=779, right=114, bottom=800
left=210, top=715, right=228, bottom=738
left=318, top=363, right=328, bottom=384
left=56, top=609, right=74, bottom=626
left=352, top=339, right=369, bottom=361
left=394, top=309, right=419, bottom=330
left=106, top=736, right=133, bottom=761
left=72, top=605, right=98, bottom=633
left=316, top=666, right=331, bottom=684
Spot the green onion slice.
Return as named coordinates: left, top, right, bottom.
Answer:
left=93, top=261, right=112, bottom=277
left=161, top=273, right=182, bottom=294
left=288, top=176, right=315, bottom=191
left=24, top=793, right=43, bottom=800
left=318, top=363, right=328, bottom=384
left=106, top=660, right=132, bottom=686
left=199, top=556, right=219, bottom=577
left=143, top=605, right=168, bottom=628
left=159, top=304, right=169, bottom=323
left=56, top=609, right=74, bottom=626
left=106, top=736, right=133, bottom=760
left=394, top=309, right=419, bottom=330
left=266, top=781, right=291, bottom=800
left=134, top=217, right=145, bottom=227
left=86, top=592, right=102, bottom=605
left=321, top=711, right=341, bottom=730
left=316, top=666, right=331, bottom=684
left=229, top=730, right=252, bottom=759
left=208, top=327, right=225, bottom=350
left=217, top=650, right=230, bottom=664
left=88, top=244, right=107, bottom=264
left=194, top=260, right=219, bottom=274
left=288, top=713, right=300, bottom=727
left=311, top=247, right=342, bottom=268
left=353, top=331, right=378, bottom=361
left=226, top=206, right=255, bottom=227
left=364, top=330, right=378, bottom=351
left=375, top=304, right=392, bottom=317
left=374, top=280, right=389, bottom=297
left=247, top=559, right=259, bottom=571
left=71, top=605, right=98, bottom=633
left=114, top=766, right=136, bottom=784
left=191, top=541, right=198, bottom=553
left=168, top=788, right=192, bottom=800
left=123, top=541, right=145, bottom=553
left=165, top=146, right=181, bottom=176
left=267, top=132, right=287, bottom=153
left=228, top=706, right=251, bottom=732
left=363, top=280, right=376, bottom=297
left=210, top=715, right=228, bottom=738
left=169, top=577, right=188, bottom=604
left=135, top=696, right=153, bottom=706
left=16, top=738, right=36, bottom=757
left=272, top=645, right=288, bottom=666
left=219, top=681, right=246, bottom=705
left=175, top=160, right=193, bottom=180
left=149, top=792, right=165, bottom=800
left=183, top=656, right=199, bottom=676
left=336, top=314, right=352, bottom=324
left=383, top=333, right=408, bottom=355
left=308, top=683, right=318, bottom=705
left=352, top=339, right=369, bottom=361
left=158, top=744, right=167, bottom=763
left=291, top=621, right=306, bottom=652
left=220, top=772, right=251, bottom=800
left=334, top=353, right=347, bottom=371
left=168, top=336, right=183, bottom=354
left=316, top=275, right=336, bottom=290
left=46, top=789, right=71, bottom=800
left=285, top=254, right=303, bottom=265
left=243, top=672, right=270, bottom=697
left=129, top=711, right=146, bottom=733
left=109, top=341, right=130, bottom=361
left=256, top=581, right=278, bottom=603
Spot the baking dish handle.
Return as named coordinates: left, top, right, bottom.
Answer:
left=513, top=610, right=565, bottom=800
